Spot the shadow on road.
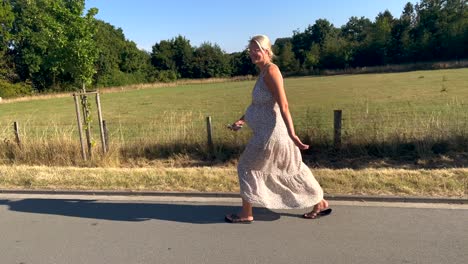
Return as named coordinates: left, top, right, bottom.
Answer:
left=0, top=199, right=305, bottom=224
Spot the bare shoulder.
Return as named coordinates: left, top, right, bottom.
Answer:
left=264, top=63, right=283, bottom=82
left=263, top=64, right=284, bottom=95
left=266, top=63, right=281, bottom=76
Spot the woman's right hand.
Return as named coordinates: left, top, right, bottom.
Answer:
left=291, top=135, right=309, bottom=150
left=227, top=120, right=244, bottom=131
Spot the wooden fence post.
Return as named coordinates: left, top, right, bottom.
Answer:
left=13, top=121, right=21, bottom=148
left=103, top=120, right=109, bottom=151
left=206, top=116, right=214, bottom=157
left=95, top=92, right=107, bottom=154
left=73, top=93, right=87, bottom=161
left=81, top=94, right=92, bottom=158
left=334, top=110, right=342, bottom=150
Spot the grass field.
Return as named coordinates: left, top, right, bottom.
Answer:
left=1, top=68, right=467, bottom=167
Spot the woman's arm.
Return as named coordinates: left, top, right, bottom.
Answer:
left=263, top=64, right=309, bottom=150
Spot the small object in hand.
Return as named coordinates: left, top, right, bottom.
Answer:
left=227, top=124, right=242, bottom=130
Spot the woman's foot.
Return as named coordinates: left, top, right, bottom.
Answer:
left=303, top=199, right=331, bottom=219
left=225, top=213, right=254, bottom=223
left=225, top=198, right=254, bottom=223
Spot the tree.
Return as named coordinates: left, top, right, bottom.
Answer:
left=310, top=19, right=335, bottom=46
left=303, top=44, right=320, bottom=70
left=320, top=35, right=351, bottom=69
left=273, top=38, right=300, bottom=73
left=66, top=5, right=99, bottom=88
left=93, top=20, right=151, bottom=86
left=0, top=0, right=15, bottom=80
left=412, top=0, right=444, bottom=60
left=172, top=35, right=193, bottom=78
left=354, top=10, right=395, bottom=66
left=341, top=16, right=372, bottom=43
left=438, top=0, right=467, bottom=59
left=402, top=2, right=417, bottom=27
left=291, top=19, right=337, bottom=69
left=191, top=42, right=230, bottom=78
left=150, top=35, right=194, bottom=78
left=371, top=10, right=395, bottom=65
left=119, top=41, right=149, bottom=73
left=151, top=40, right=176, bottom=71
left=291, top=25, right=317, bottom=66
left=93, top=20, right=127, bottom=86
left=388, top=3, right=416, bottom=63
left=341, top=16, right=372, bottom=67
left=0, top=0, right=14, bottom=54
left=229, top=50, right=257, bottom=76
left=10, top=0, right=98, bottom=91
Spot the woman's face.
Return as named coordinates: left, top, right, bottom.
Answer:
left=248, top=42, right=268, bottom=65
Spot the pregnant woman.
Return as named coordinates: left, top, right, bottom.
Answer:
left=225, top=35, right=332, bottom=224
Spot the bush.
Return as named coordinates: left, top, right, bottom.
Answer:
left=157, top=70, right=178, bottom=83
left=0, top=79, right=32, bottom=98
left=95, top=69, right=148, bottom=87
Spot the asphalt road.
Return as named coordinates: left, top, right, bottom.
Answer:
left=0, top=194, right=467, bottom=264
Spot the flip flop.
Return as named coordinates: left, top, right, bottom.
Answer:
left=302, top=208, right=332, bottom=219
left=225, top=214, right=254, bottom=224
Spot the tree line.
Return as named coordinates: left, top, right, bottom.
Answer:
left=0, top=0, right=466, bottom=98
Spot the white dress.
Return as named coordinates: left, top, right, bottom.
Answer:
left=237, top=70, right=324, bottom=209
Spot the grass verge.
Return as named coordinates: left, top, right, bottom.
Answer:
left=0, top=165, right=466, bottom=197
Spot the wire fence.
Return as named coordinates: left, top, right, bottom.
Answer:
left=3, top=107, right=468, bottom=148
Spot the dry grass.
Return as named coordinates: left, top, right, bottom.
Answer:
left=318, top=59, right=468, bottom=76
left=0, top=165, right=466, bottom=197
left=315, top=168, right=467, bottom=197
left=0, top=165, right=239, bottom=192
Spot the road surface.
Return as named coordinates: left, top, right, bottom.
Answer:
left=0, top=194, right=467, bottom=264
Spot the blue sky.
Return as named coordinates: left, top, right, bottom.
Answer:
left=85, top=0, right=417, bottom=53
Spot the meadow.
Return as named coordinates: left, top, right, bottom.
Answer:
left=0, top=68, right=467, bottom=168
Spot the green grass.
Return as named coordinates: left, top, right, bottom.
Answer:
left=1, top=68, right=467, bottom=166
left=2, top=68, right=466, bottom=130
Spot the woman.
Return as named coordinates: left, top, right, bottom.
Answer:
left=225, top=35, right=331, bottom=223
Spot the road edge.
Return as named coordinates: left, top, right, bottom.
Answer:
left=0, top=189, right=467, bottom=204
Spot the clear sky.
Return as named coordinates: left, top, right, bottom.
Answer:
left=85, top=0, right=417, bottom=53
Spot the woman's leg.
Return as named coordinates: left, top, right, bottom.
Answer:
left=225, top=198, right=254, bottom=222
left=240, top=198, right=254, bottom=219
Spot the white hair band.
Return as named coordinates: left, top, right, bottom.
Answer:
left=253, top=39, right=265, bottom=52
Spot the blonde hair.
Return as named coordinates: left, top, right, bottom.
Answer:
left=249, top=35, right=275, bottom=59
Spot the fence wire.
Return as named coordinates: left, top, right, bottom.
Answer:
left=2, top=107, right=468, bottom=148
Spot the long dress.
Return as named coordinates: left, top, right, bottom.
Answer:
left=237, top=69, right=324, bottom=209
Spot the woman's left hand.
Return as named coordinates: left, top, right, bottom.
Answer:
left=291, top=135, right=309, bottom=150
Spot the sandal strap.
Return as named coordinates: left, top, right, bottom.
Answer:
left=226, top=214, right=252, bottom=223
left=229, top=214, right=240, bottom=221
